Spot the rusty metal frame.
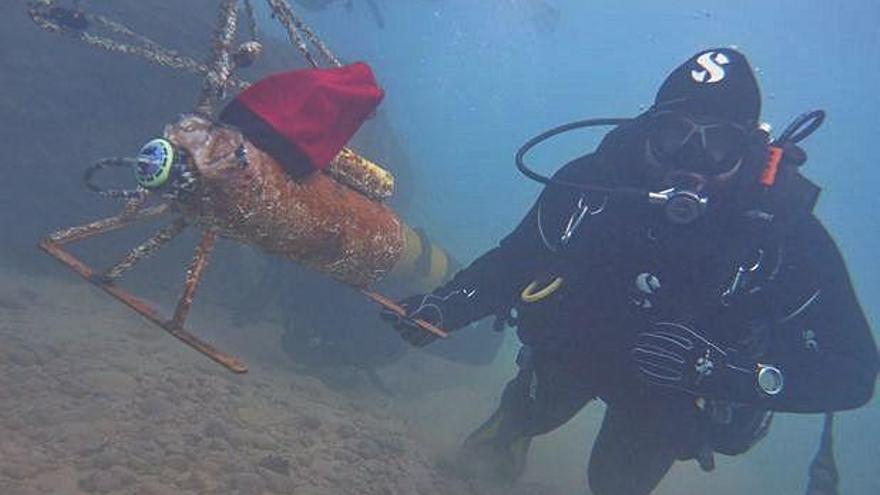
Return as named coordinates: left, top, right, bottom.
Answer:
left=38, top=203, right=444, bottom=374
left=39, top=203, right=248, bottom=373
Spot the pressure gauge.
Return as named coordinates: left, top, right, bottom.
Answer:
left=757, top=364, right=784, bottom=396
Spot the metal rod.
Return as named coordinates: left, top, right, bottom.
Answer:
left=265, top=0, right=341, bottom=68
left=196, top=0, right=241, bottom=115
left=103, top=218, right=189, bottom=281
left=27, top=1, right=249, bottom=90
left=244, top=0, right=260, bottom=42
left=47, top=203, right=170, bottom=245
left=170, top=229, right=218, bottom=330
left=291, top=15, right=341, bottom=67
left=264, top=0, right=316, bottom=67
left=120, top=193, right=148, bottom=217
left=360, top=289, right=449, bottom=338
left=39, top=238, right=247, bottom=373
left=161, top=320, right=248, bottom=373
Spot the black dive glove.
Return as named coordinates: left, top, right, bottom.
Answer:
left=631, top=322, right=784, bottom=403
left=380, top=288, right=477, bottom=348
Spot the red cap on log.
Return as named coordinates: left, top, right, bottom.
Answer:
left=225, top=62, right=384, bottom=170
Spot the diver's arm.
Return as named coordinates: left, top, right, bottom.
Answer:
left=759, top=216, right=878, bottom=412
left=381, top=213, right=547, bottom=346
left=421, top=193, right=551, bottom=330
left=424, top=154, right=598, bottom=330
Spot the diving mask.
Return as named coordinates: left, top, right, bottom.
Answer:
left=645, top=110, right=750, bottom=178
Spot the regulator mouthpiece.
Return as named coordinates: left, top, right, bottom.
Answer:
left=649, top=189, right=709, bottom=225
left=136, top=138, right=175, bottom=189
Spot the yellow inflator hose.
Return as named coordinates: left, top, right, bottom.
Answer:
left=520, top=276, right=564, bottom=303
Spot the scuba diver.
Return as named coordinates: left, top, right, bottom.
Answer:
left=381, top=48, right=878, bottom=494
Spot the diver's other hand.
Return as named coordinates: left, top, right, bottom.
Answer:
left=380, top=293, right=444, bottom=347
left=631, top=321, right=764, bottom=401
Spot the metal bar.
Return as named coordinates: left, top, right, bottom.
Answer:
left=244, top=0, right=260, bottom=42
left=103, top=218, right=189, bottom=281
left=196, top=0, right=241, bottom=115
left=27, top=1, right=249, bottom=90
left=170, top=230, right=218, bottom=330
left=265, top=0, right=342, bottom=68
left=120, top=193, right=148, bottom=217
left=47, top=203, right=170, bottom=245
left=264, top=0, right=317, bottom=67
left=360, top=289, right=449, bottom=338
left=39, top=239, right=247, bottom=373
left=39, top=238, right=98, bottom=280
left=160, top=321, right=248, bottom=373
left=290, top=15, right=341, bottom=67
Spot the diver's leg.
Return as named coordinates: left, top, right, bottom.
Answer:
left=460, top=346, right=594, bottom=481
left=587, top=400, right=693, bottom=495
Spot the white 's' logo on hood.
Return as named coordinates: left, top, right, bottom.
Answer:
left=691, top=51, right=730, bottom=83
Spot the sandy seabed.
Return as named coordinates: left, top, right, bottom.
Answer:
left=0, top=265, right=503, bottom=495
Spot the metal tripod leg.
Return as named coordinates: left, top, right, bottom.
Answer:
left=160, top=229, right=248, bottom=372
left=169, top=229, right=215, bottom=331
left=40, top=207, right=248, bottom=373
left=103, top=217, right=189, bottom=281
left=47, top=202, right=168, bottom=245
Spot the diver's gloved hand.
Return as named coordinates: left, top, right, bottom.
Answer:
left=631, top=322, right=773, bottom=402
left=380, top=288, right=476, bottom=347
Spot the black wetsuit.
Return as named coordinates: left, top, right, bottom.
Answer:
left=439, top=153, right=878, bottom=494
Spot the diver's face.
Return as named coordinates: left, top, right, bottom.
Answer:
left=643, top=111, right=748, bottom=193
